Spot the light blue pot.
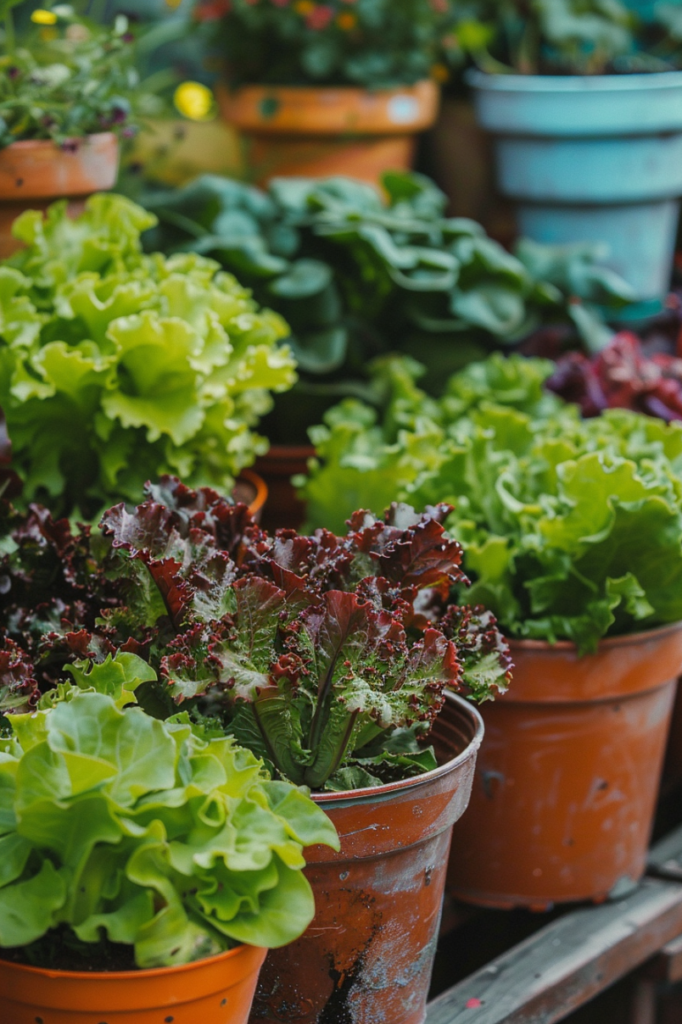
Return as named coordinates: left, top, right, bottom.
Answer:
left=468, top=71, right=682, bottom=307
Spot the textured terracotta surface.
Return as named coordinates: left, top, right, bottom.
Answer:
left=218, top=82, right=439, bottom=186
left=251, top=693, right=484, bottom=1024
left=0, top=133, right=119, bottom=259
left=0, top=943, right=267, bottom=1023
left=448, top=624, right=682, bottom=910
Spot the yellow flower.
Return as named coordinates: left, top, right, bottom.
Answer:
left=174, top=81, right=216, bottom=122
left=336, top=11, right=356, bottom=29
left=294, top=0, right=315, bottom=15
left=430, top=63, right=450, bottom=83
left=165, top=0, right=184, bottom=7
left=31, top=9, right=58, bottom=24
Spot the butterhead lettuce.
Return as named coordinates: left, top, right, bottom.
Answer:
left=0, top=679, right=338, bottom=967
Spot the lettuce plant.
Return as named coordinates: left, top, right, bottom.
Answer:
left=141, top=173, right=631, bottom=442
left=299, top=354, right=682, bottom=652
left=0, top=482, right=511, bottom=791
left=0, top=668, right=338, bottom=969
left=0, top=193, right=296, bottom=517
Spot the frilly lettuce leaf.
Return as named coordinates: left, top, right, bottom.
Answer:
left=1, top=194, right=297, bottom=518
left=0, top=690, right=338, bottom=965
left=301, top=353, right=682, bottom=652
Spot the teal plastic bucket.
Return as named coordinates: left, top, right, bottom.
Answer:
left=468, top=71, right=682, bottom=307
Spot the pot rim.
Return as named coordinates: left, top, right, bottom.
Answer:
left=0, top=941, right=259, bottom=983
left=312, top=691, right=484, bottom=806
left=508, top=619, right=682, bottom=655
left=238, top=467, right=268, bottom=518
left=0, top=132, right=118, bottom=153
left=466, top=68, right=682, bottom=92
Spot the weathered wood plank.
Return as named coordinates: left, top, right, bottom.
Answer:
left=426, top=879, right=682, bottom=1024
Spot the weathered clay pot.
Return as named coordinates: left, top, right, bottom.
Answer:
left=0, top=943, right=266, bottom=1024
left=0, top=133, right=120, bottom=259
left=448, top=624, right=682, bottom=910
left=250, top=692, right=483, bottom=1024
left=253, top=445, right=314, bottom=532
left=218, top=81, right=439, bottom=187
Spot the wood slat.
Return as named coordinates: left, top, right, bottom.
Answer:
left=426, top=879, right=682, bottom=1024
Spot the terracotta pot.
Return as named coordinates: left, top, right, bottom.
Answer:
left=250, top=692, right=483, bottom=1024
left=448, top=623, right=682, bottom=910
left=253, top=445, right=314, bottom=532
left=218, top=82, right=440, bottom=187
left=0, top=133, right=120, bottom=260
left=233, top=468, right=269, bottom=523
left=0, top=943, right=267, bottom=1024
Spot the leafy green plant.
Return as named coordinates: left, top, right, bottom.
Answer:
left=0, top=192, right=296, bottom=517
left=299, top=353, right=682, bottom=652
left=193, top=0, right=457, bottom=89
left=0, top=674, right=338, bottom=968
left=448, top=0, right=682, bottom=75
left=141, top=172, right=631, bottom=443
left=0, top=480, right=511, bottom=790
left=0, top=4, right=143, bottom=149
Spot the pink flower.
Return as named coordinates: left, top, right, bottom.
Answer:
left=306, top=4, right=333, bottom=28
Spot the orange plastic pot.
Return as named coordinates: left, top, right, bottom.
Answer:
left=448, top=623, right=682, bottom=910
left=250, top=692, right=483, bottom=1024
left=0, top=943, right=267, bottom=1024
left=0, top=133, right=119, bottom=260
left=253, top=445, right=315, bottom=532
left=218, top=82, right=439, bottom=187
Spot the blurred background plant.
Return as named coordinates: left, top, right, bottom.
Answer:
left=194, top=0, right=460, bottom=89
left=141, top=170, right=633, bottom=443
left=444, top=0, right=682, bottom=75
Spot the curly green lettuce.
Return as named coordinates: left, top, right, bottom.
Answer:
left=0, top=674, right=338, bottom=967
left=300, top=354, right=682, bottom=652
left=0, top=193, right=297, bottom=517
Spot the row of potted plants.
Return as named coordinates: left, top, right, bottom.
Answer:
left=299, top=350, right=682, bottom=906
left=0, top=470, right=511, bottom=1022
left=188, top=0, right=682, bottom=308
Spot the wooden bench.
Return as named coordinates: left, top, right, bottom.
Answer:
left=426, top=826, right=682, bottom=1024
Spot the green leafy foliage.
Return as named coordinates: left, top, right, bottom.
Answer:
left=195, top=0, right=457, bottom=88
left=141, top=172, right=631, bottom=442
left=0, top=682, right=338, bottom=967
left=0, top=478, right=511, bottom=791
left=0, top=193, right=296, bottom=517
left=0, top=7, right=140, bottom=148
left=299, top=353, right=682, bottom=652
left=448, top=0, right=682, bottom=74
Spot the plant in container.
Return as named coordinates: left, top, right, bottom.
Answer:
left=450, top=0, right=682, bottom=311
left=0, top=662, right=337, bottom=1023
left=193, top=0, right=457, bottom=184
left=141, top=169, right=631, bottom=527
left=299, top=351, right=682, bottom=906
left=0, top=192, right=297, bottom=519
left=0, top=3, right=141, bottom=258
left=0, top=480, right=511, bottom=1024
